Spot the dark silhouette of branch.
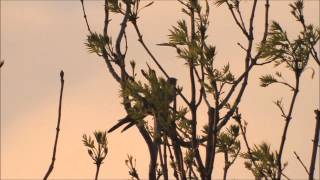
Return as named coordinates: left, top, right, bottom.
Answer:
left=169, top=78, right=187, bottom=180
left=293, top=151, right=309, bottom=175
left=125, top=155, right=141, bottom=180
left=0, top=60, right=4, bottom=68
left=158, top=139, right=168, bottom=180
left=296, top=3, right=320, bottom=66
left=43, top=70, right=65, bottom=180
left=82, top=131, right=108, bottom=180
left=167, top=140, right=179, bottom=180
left=205, top=107, right=218, bottom=178
left=188, top=3, right=205, bottom=179
left=162, top=139, right=168, bottom=180
left=277, top=75, right=300, bottom=179
left=308, top=109, right=320, bottom=179
left=80, top=0, right=92, bottom=34
left=234, top=108, right=268, bottom=178
left=217, top=0, right=259, bottom=132
left=130, top=20, right=190, bottom=106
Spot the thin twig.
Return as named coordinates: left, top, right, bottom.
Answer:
left=43, top=70, right=65, bottom=180
left=293, top=151, right=309, bottom=175
left=80, top=0, right=92, bottom=34
left=131, top=20, right=190, bottom=106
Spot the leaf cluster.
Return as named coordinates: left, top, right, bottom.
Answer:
left=259, top=74, right=277, bottom=87
left=289, top=0, right=304, bottom=22
left=125, top=155, right=140, bottom=180
left=259, top=20, right=319, bottom=73
left=216, top=124, right=241, bottom=169
left=122, top=67, right=187, bottom=133
left=86, top=32, right=109, bottom=56
left=242, top=142, right=283, bottom=179
left=82, top=131, right=108, bottom=165
left=108, top=0, right=154, bottom=21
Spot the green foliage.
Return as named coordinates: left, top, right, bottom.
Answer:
left=204, top=63, right=235, bottom=96
left=258, top=19, right=319, bottom=73
left=216, top=124, right=241, bottom=170
left=121, top=67, right=186, bottom=133
left=107, top=0, right=155, bottom=20
left=201, top=45, right=216, bottom=66
left=184, top=149, right=195, bottom=167
left=86, top=32, right=109, bottom=56
left=169, top=20, right=189, bottom=46
left=289, top=0, right=304, bottom=22
left=242, top=142, right=282, bottom=179
left=258, top=21, right=292, bottom=67
left=259, top=74, right=278, bottom=87
left=125, top=155, right=140, bottom=180
left=109, top=0, right=123, bottom=13
left=82, top=131, right=108, bottom=165
left=302, top=25, right=320, bottom=47
left=217, top=125, right=240, bottom=152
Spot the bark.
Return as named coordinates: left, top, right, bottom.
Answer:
left=308, top=110, right=320, bottom=180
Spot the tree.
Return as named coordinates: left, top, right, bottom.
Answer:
left=80, top=0, right=319, bottom=179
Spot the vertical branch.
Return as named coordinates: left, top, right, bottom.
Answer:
left=95, top=163, right=101, bottom=180
left=157, top=144, right=165, bottom=179
left=216, top=0, right=259, bottom=131
left=188, top=1, right=205, bottom=178
left=103, top=0, right=109, bottom=38
left=43, top=70, right=65, bottom=180
left=222, top=152, right=229, bottom=180
left=167, top=140, right=180, bottom=180
left=205, top=107, right=218, bottom=179
left=162, top=137, right=169, bottom=180
left=169, top=77, right=187, bottom=180
left=308, top=110, right=320, bottom=180
left=277, top=76, right=300, bottom=179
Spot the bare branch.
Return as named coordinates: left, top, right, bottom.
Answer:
left=293, top=151, right=309, bottom=175
left=80, top=0, right=93, bottom=34
left=43, top=70, right=65, bottom=180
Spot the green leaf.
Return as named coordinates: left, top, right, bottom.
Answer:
left=85, top=32, right=108, bottom=55
left=168, top=20, right=188, bottom=45
left=260, top=74, right=278, bottom=87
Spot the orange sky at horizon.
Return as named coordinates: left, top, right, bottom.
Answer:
left=1, top=0, right=319, bottom=179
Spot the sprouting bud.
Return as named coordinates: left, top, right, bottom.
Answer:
left=130, top=60, right=136, bottom=70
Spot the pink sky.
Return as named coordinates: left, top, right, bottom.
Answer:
left=1, top=0, right=319, bottom=179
